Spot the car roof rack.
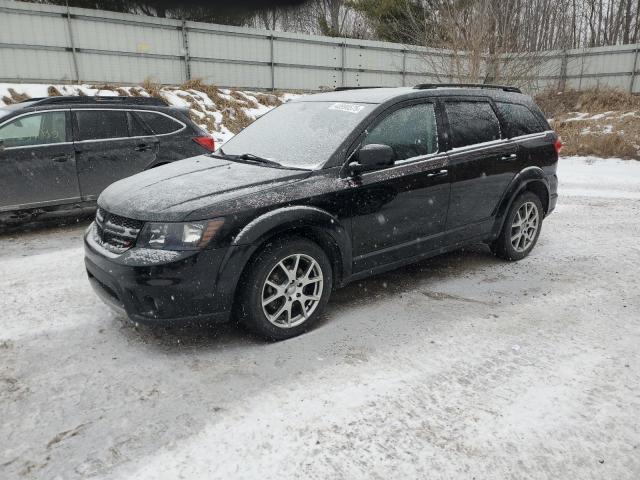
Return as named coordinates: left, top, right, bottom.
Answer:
left=334, top=86, right=384, bottom=91
left=413, top=83, right=522, bottom=94
left=21, top=96, right=167, bottom=106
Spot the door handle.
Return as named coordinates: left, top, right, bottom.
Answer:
left=500, top=153, right=518, bottom=161
left=134, top=144, right=152, bottom=152
left=427, top=169, right=448, bottom=178
left=52, top=154, right=70, bottom=163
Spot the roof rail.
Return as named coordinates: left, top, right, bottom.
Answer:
left=334, top=86, right=383, bottom=91
left=21, top=96, right=167, bottom=106
left=413, top=83, right=522, bottom=94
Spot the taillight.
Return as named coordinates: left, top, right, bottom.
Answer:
left=554, top=138, right=563, bottom=154
left=193, top=136, right=215, bottom=152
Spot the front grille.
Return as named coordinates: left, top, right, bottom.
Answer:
left=94, top=208, right=144, bottom=254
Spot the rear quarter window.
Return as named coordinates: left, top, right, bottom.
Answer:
left=135, top=111, right=183, bottom=135
left=444, top=101, right=501, bottom=149
left=496, top=102, right=546, bottom=137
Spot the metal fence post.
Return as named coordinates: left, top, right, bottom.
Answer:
left=341, top=40, right=346, bottom=87
left=181, top=19, right=191, bottom=82
left=578, top=50, right=585, bottom=90
left=64, top=3, right=80, bottom=83
left=401, top=50, right=407, bottom=86
left=558, top=48, right=568, bottom=91
left=270, top=34, right=275, bottom=91
left=630, top=45, right=639, bottom=94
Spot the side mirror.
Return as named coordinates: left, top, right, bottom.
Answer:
left=349, top=144, right=394, bottom=174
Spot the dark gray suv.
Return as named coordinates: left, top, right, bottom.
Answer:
left=0, top=96, right=214, bottom=225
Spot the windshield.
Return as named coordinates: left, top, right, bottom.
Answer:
left=220, top=101, right=375, bottom=169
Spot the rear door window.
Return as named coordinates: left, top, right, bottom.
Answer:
left=444, top=101, right=501, bottom=149
left=496, top=102, right=545, bottom=137
left=0, top=111, right=68, bottom=148
left=75, top=110, right=128, bottom=141
left=363, top=103, right=438, bottom=161
left=135, top=111, right=183, bottom=135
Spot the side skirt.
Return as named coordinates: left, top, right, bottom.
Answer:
left=341, top=234, right=489, bottom=286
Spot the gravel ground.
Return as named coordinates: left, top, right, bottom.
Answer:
left=1, top=157, right=639, bottom=479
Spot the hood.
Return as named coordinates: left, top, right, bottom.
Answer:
left=98, top=155, right=311, bottom=221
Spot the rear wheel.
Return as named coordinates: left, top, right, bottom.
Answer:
left=492, top=191, right=543, bottom=261
left=237, top=237, right=333, bottom=340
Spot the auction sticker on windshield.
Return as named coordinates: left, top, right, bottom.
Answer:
left=328, top=103, right=365, bottom=114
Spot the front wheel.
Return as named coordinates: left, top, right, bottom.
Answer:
left=236, top=237, right=333, bottom=340
left=492, top=191, right=544, bottom=261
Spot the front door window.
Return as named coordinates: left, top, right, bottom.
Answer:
left=363, top=103, right=438, bottom=161
left=0, top=112, right=67, bottom=148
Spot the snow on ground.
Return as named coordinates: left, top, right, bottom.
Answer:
left=1, top=157, right=640, bottom=479
left=560, top=155, right=640, bottom=199
left=0, top=83, right=301, bottom=146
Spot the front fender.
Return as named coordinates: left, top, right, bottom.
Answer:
left=491, top=166, right=550, bottom=239
left=221, top=206, right=352, bottom=295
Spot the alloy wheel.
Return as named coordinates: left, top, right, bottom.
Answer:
left=510, top=201, right=540, bottom=253
left=261, top=253, right=324, bottom=328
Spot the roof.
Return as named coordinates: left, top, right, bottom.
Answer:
left=20, top=96, right=167, bottom=107
left=294, top=85, right=531, bottom=106
left=294, top=87, right=416, bottom=104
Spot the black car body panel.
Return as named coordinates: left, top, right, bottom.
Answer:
left=84, top=86, right=559, bottom=325
left=0, top=97, right=211, bottom=222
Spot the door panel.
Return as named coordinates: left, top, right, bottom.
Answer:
left=0, top=110, right=80, bottom=211
left=350, top=154, right=451, bottom=272
left=442, top=100, right=518, bottom=238
left=73, top=109, right=158, bottom=199
left=75, top=138, right=158, bottom=198
left=347, top=101, right=450, bottom=272
left=445, top=141, right=517, bottom=231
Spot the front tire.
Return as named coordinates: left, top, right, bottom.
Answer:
left=492, top=191, right=544, bottom=261
left=236, top=237, right=333, bottom=340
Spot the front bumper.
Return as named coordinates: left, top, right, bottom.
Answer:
left=84, top=224, right=243, bottom=325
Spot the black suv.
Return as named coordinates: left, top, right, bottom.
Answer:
left=84, top=84, right=559, bottom=340
left=0, top=96, right=214, bottom=224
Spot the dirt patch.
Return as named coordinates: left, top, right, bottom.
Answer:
left=536, top=88, right=640, bottom=119
left=254, top=93, right=282, bottom=107
left=141, top=79, right=164, bottom=100
left=553, top=115, right=640, bottom=159
left=1, top=88, right=30, bottom=105
left=0, top=80, right=297, bottom=143
left=536, top=89, right=640, bottom=160
left=46, top=86, right=62, bottom=97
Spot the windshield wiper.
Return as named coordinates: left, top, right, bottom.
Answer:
left=212, top=149, right=281, bottom=167
left=213, top=149, right=310, bottom=170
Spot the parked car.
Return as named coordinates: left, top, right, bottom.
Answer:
left=85, top=84, right=559, bottom=340
left=0, top=96, right=214, bottom=225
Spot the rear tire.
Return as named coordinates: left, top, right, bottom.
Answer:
left=236, top=237, right=333, bottom=341
left=492, top=191, right=543, bottom=261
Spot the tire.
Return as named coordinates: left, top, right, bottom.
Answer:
left=492, top=191, right=544, bottom=261
left=236, top=236, right=333, bottom=340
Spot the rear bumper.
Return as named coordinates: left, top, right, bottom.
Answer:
left=84, top=227, right=247, bottom=325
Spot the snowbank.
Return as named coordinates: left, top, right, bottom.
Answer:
left=0, top=82, right=302, bottom=146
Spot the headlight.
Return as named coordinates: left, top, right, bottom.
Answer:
left=137, top=219, right=224, bottom=251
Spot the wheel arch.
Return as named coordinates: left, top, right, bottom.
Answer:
left=491, top=166, right=550, bottom=239
left=231, top=205, right=352, bottom=288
